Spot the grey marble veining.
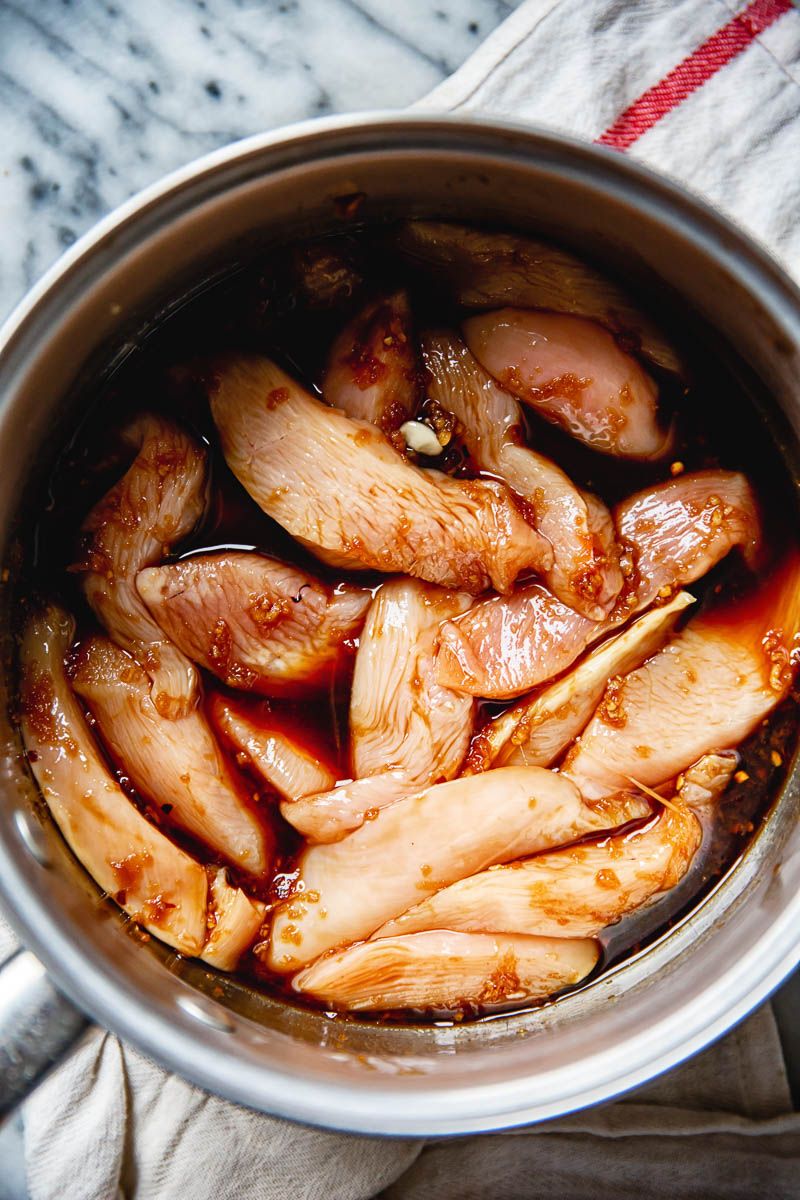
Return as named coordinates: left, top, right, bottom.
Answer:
left=0, top=0, right=520, bottom=324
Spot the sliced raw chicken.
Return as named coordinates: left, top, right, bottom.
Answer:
left=465, top=591, right=694, bottom=772
left=202, top=868, right=266, bottom=972
left=209, top=693, right=336, bottom=801
left=292, top=930, right=599, bottom=1012
left=436, top=583, right=609, bottom=700
left=280, top=768, right=411, bottom=843
left=375, top=803, right=701, bottom=941
left=70, top=635, right=274, bottom=876
left=615, top=470, right=762, bottom=598
left=377, top=752, right=736, bottom=945
left=437, top=469, right=763, bottom=698
left=208, top=354, right=551, bottom=594
left=464, top=308, right=670, bottom=459
left=350, top=578, right=474, bottom=785
left=267, top=767, right=648, bottom=972
left=323, top=290, right=419, bottom=433
left=563, top=554, right=800, bottom=799
left=423, top=331, right=622, bottom=619
left=19, top=605, right=263, bottom=968
left=72, top=414, right=207, bottom=719
left=396, top=221, right=682, bottom=373
left=20, top=605, right=208, bottom=954
left=137, top=552, right=369, bottom=696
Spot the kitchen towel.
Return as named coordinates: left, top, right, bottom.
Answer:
left=418, top=0, right=800, bottom=278
left=5, top=0, right=800, bottom=1196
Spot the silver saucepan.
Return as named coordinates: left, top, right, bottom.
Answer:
left=1, top=114, right=799, bottom=1135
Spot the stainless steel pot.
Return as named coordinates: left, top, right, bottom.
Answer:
left=1, top=113, right=800, bottom=1136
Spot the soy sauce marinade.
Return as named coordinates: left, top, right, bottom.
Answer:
left=26, top=225, right=800, bottom=1021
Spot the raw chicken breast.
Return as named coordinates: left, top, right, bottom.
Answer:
left=72, top=414, right=207, bottom=719
left=396, top=221, right=682, bottom=373
left=293, top=930, right=599, bottom=1011
left=324, top=291, right=419, bottom=432
left=437, top=469, right=762, bottom=698
left=267, top=767, right=648, bottom=971
left=208, top=354, right=551, bottom=594
left=563, top=555, right=800, bottom=799
left=19, top=605, right=264, bottom=968
left=202, top=868, right=266, bottom=971
left=350, top=578, right=474, bottom=785
left=375, top=803, right=700, bottom=941
left=137, top=552, right=369, bottom=695
left=465, top=592, right=693, bottom=772
left=20, top=605, right=208, bottom=954
left=464, top=308, right=670, bottom=459
left=71, top=635, right=274, bottom=876
left=209, top=693, right=336, bottom=801
left=616, top=470, right=762, bottom=595
left=280, top=768, right=411, bottom=843
left=423, top=331, right=622, bottom=619
left=436, top=583, right=606, bottom=700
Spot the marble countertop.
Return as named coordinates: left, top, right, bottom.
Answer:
left=0, top=0, right=521, bottom=324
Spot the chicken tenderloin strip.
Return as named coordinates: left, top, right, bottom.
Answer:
left=437, top=469, right=763, bottom=698
left=323, top=290, right=419, bottom=433
left=350, top=578, right=474, bottom=785
left=72, top=414, right=207, bottom=719
left=396, top=221, right=682, bottom=374
left=202, top=868, right=266, bottom=972
left=465, top=591, right=694, bottom=772
left=280, top=769, right=411, bottom=844
left=423, top=331, right=622, bottom=619
left=71, top=636, right=274, bottom=877
left=564, top=554, right=800, bottom=800
left=137, top=552, right=370, bottom=696
left=377, top=754, right=737, bottom=944
left=208, top=354, right=551, bottom=594
left=209, top=693, right=336, bottom=801
left=375, top=806, right=700, bottom=942
left=19, top=606, right=263, bottom=967
left=267, top=767, right=649, bottom=972
left=464, top=308, right=671, bottom=459
left=616, top=467, right=762, bottom=589
left=293, top=931, right=599, bottom=1012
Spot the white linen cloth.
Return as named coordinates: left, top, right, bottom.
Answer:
left=3, top=0, right=800, bottom=1195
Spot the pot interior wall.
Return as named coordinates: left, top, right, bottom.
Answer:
left=1, top=120, right=799, bottom=1131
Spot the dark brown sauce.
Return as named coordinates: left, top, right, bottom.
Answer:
left=19, top=223, right=800, bottom=1025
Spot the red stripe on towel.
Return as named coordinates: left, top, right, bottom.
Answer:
left=597, top=0, right=792, bottom=150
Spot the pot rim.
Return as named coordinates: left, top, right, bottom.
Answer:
left=2, top=111, right=800, bottom=1136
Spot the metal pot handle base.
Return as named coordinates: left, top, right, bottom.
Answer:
left=0, top=949, right=88, bottom=1118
